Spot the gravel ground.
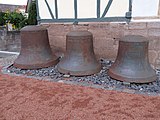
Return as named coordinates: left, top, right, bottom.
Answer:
left=4, top=58, right=160, bottom=96
left=0, top=55, right=18, bottom=67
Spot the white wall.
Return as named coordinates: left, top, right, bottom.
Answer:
left=58, top=0, right=74, bottom=18
left=38, top=0, right=159, bottom=19
left=77, top=0, right=97, bottom=18
left=101, top=0, right=129, bottom=17
left=38, top=0, right=129, bottom=19
left=38, top=0, right=53, bottom=19
left=132, top=0, right=159, bottom=17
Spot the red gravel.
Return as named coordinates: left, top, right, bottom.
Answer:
left=1, top=70, right=160, bottom=120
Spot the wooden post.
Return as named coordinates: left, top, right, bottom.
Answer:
left=158, top=0, right=160, bottom=16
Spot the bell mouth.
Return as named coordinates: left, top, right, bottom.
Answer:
left=13, top=57, right=59, bottom=69
left=108, top=69, right=157, bottom=83
left=57, top=63, right=101, bottom=76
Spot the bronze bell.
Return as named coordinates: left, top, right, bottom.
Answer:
left=108, top=35, right=157, bottom=83
left=57, top=31, right=101, bottom=76
left=13, top=25, right=59, bottom=69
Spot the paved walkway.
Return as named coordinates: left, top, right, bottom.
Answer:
left=1, top=69, right=160, bottom=120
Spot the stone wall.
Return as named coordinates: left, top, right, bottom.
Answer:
left=42, top=21, right=160, bottom=69
left=0, top=29, right=21, bottom=52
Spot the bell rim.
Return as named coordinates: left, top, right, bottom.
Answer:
left=108, top=70, right=157, bottom=83
left=13, top=57, right=59, bottom=69
left=57, top=64, right=101, bottom=76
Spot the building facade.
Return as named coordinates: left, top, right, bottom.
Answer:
left=28, top=0, right=160, bottom=68
left=0, top=4, right=26, bottom=13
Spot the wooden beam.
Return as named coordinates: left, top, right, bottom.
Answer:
left=101, top=0, right=113, bottom=18
left=97, top=0, right=100, bottom=18
left=44, top=0, right=54, bottom=19
left=158, top=0, right=160, bottom=16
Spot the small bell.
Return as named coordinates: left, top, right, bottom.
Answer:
left=108, top=35, right=157, bottom=83
left=58, top=31, right=101, bottom=76
left=13, top=25, right=59, bottom=69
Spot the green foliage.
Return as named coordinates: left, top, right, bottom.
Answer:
left=0, top=1, right=38, bottom=30
left=19, top=18, right=28, bottom=28
left=0, top=10, right=28, bottom=30
left=0, top=11, right=5, bottom=26
left=28, top=1, right=37, bottom=25
left=8, top=11, right=27, bottom=29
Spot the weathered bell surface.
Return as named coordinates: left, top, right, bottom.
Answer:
left=108, top=35, right=157, bottom=83
left=57, top=31, right=101, bottom=76
left=13, top=25, right=59, bottom=69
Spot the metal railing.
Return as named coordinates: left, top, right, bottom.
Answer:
left=36, top=0, right=132, bottom=24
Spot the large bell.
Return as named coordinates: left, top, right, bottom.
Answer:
left=57, top=31, right=101, bottom=76
left=13, top=25, right=59, bottom=69
left=108, top=35, right=157, bottom=83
